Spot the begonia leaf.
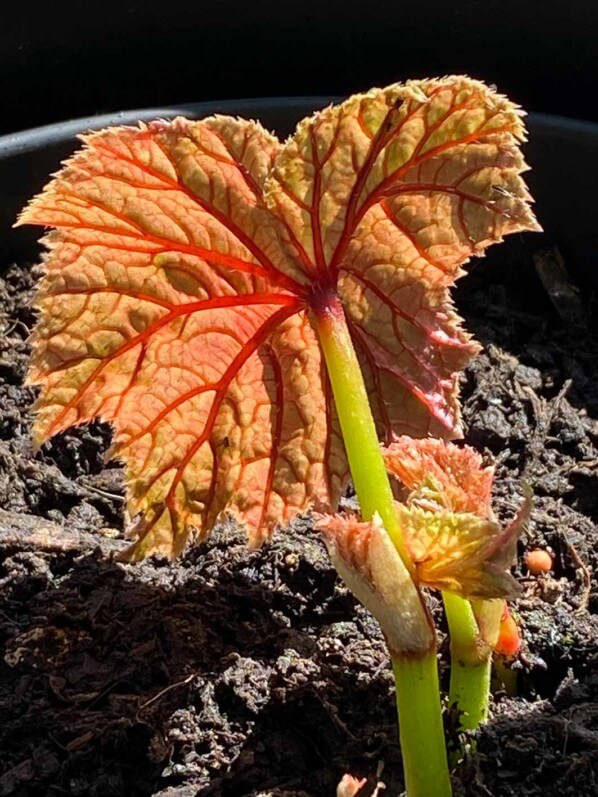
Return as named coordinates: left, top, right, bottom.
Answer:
left=395, top=503, right=521, bottom=599
left=384, top=437, right=530, bottom=598
left=19, top=77, right=538, bottom=558
left=267, top=77, right=539, bottom=438
left=383, top=435, right=494, bottom=516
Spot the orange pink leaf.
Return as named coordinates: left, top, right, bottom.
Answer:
left=383, top=435, right=494, bottom=516
left=383, top=438, right=531, bottom=598
left=267, top=77, right=539, bottom=439
left=19, top=117, right=346, bottom=558
left=19, top=77, right=539, bottom=559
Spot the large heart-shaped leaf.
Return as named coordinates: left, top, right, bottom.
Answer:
left=19, top=77, right=539, bottom=558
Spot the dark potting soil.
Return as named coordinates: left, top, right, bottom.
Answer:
left=0, top=246, right=597, bottom=797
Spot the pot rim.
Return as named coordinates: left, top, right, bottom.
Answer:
left=2, top=97, right=598, bottom=160
left=3, top=95, right=598, bottom=287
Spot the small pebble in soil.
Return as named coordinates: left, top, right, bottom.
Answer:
left=525, top=548, right=554, bottom=575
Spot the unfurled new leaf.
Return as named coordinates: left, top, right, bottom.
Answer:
left=19, top=77, right=538, bottom=558
left=385, top=438, right=529, bottom=599
left=19, top=118, right=347, bottom=558
left=395, top=503, right=521, bottom=599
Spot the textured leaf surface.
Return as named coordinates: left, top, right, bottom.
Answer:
left=383, top=435, right=494, bottom=515
left=384, top=438, right=528, bottom=598
left=20, top=77, right=538, bottom=558
left=395, top=503, right=521, bottom=599
left=267, top=76, right=539, bottom=438
left=19, top=117, right=347, bottom=557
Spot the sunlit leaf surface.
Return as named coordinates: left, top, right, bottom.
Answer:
left=20, top=77, right=538, bottom=558
left=385, top=437, right=529, bottom=598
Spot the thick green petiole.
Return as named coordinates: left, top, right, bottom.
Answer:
left=393, top=653, right=453, bottom=796
left=313, top=294, right=451, bottom=797
left=443, top=593, right=491, bottom=730
left=312, top=293, right=412, bottom=569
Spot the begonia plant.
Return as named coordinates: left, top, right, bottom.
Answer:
left=18, top=76, right=539, bottom=796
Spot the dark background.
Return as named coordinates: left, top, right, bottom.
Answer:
left=2, top=0, right=597, bottom=135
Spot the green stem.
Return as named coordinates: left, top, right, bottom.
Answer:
left=313, top=295, right=451, bottom=797
left=312, top=295, right=412, bottom=570
left=393, top=653, right=453, bottom=797
left=443, top=592, right=491, bottom=730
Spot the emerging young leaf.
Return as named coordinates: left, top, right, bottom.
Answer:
left=395, top=503, right=522, bottom=599
left=385, top=438, right=530, bottom=599
left=19, top=77, right=538, bottom=558
left=494, top=604, right=522, bottom=658
left=383, top=435, right=494, bottom=515
left=336, top=774, right=367, bottom=797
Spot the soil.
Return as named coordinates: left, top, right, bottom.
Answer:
left=0, top=244, right=597, bottom=797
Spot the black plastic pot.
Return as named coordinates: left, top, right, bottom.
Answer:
left=1, top=98, right=597, bottom=289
